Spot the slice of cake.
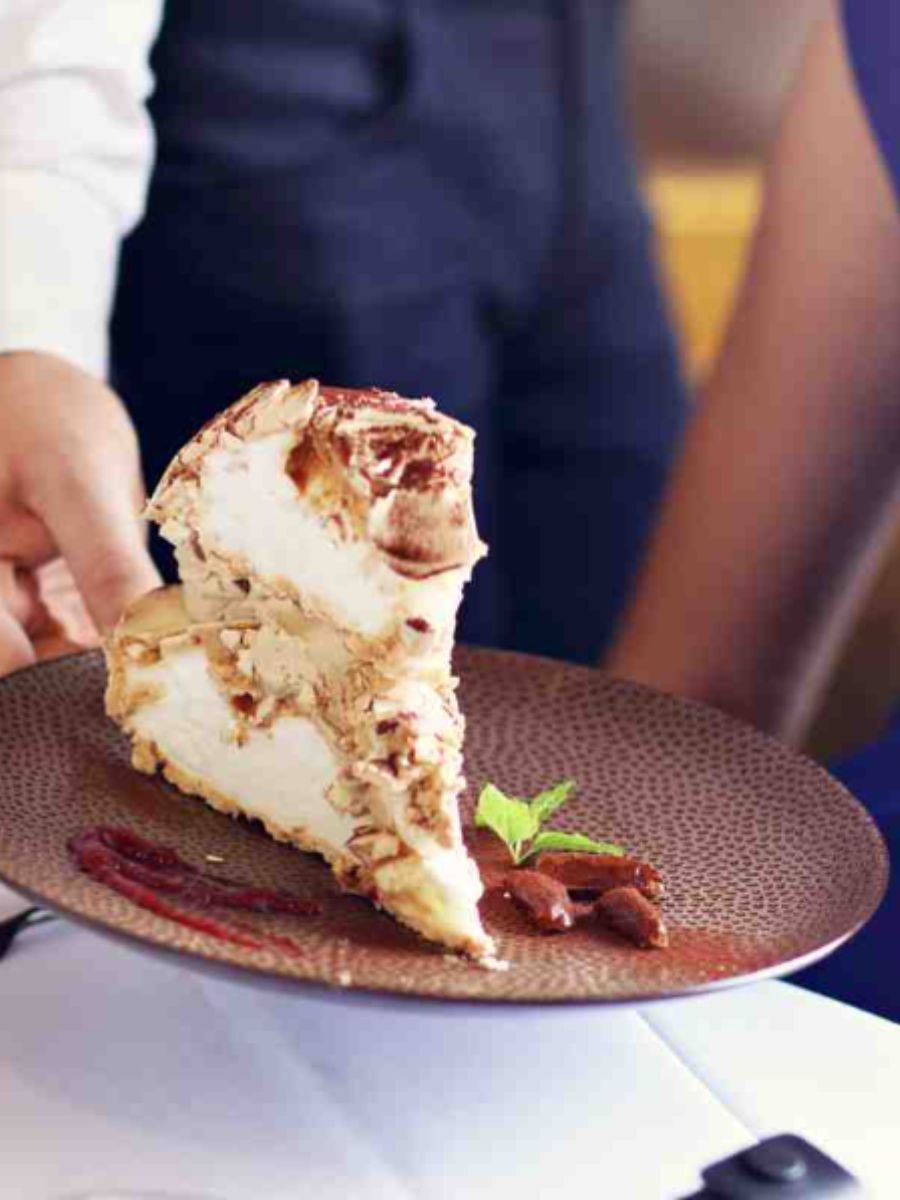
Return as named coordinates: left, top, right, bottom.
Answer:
left=105, top=380, right=494, bottom=960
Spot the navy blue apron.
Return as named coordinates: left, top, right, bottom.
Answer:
left=112, top=0, right=685, bottom=663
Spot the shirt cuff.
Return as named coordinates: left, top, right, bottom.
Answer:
left=0, top=168, right=122, bottom=380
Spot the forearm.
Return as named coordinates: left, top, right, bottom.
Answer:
left=606, top=9, right=900, bottom=741
left=607, top=349, right=900, bottom=740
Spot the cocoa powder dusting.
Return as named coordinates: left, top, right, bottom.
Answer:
left=400, top=458, right=438, bottom=490
left=285, top=437, right=320, bottom=493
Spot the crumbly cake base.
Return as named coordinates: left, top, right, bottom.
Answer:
left=125, top=727, right=491, bottom=960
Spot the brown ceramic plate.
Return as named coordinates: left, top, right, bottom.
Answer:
left=0, top=648, right=888, bottom=1006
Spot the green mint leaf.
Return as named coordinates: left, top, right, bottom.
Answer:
left=529, top=779, right=576, bottom=825
left=475, top=783, right=540, bottom=863
left=524, top=830, right=625, bottom=860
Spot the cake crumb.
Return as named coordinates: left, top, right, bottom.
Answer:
left=337, top=970, right=353, bottom=987
left=443, top=952, right=511, bottom=973
left=205, top=854, right=225, bottom=863
left=480, top=955, right=511, bottom=973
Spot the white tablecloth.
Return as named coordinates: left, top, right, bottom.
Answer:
left=0, top=882, right=896, bottom=1200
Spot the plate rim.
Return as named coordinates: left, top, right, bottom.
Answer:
left=0, top=870, right=882, bottom=1012
left=0, top=648, right=889, bottom=1008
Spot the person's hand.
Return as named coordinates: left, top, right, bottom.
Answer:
left=0, top=351, right=161, bottom=676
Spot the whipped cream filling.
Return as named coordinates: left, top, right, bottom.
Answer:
left=195, top=433, right=465, bottom=638
left=129, top=639, right=356, bottom=850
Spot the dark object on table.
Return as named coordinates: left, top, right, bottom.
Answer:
left=682, top=1133, right=864, bottom=1197
left=0, top=907, right=55, bottom=962
left=596, top=885, right=668, bottom=949
left=533, top=850, right=664, bottom=900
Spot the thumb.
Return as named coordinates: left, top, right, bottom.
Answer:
left=0, top=605, right=36, bottom=675
left=36, top=456, right=162, bottom=633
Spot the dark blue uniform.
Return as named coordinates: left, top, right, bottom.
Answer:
left=111, top=0, right=685, bottom=663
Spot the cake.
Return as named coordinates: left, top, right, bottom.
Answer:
left=105, top=379, right=494, bottom=959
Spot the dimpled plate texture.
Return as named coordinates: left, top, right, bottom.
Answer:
left=0, top=648, right=888, bottom=1005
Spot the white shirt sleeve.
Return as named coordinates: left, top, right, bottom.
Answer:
left=0, top=0, right=164, bottom=378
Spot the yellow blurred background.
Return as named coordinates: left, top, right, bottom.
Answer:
left=646, top=167, right=760, bottom=379
left=629, top=1, right=900, bottom=759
